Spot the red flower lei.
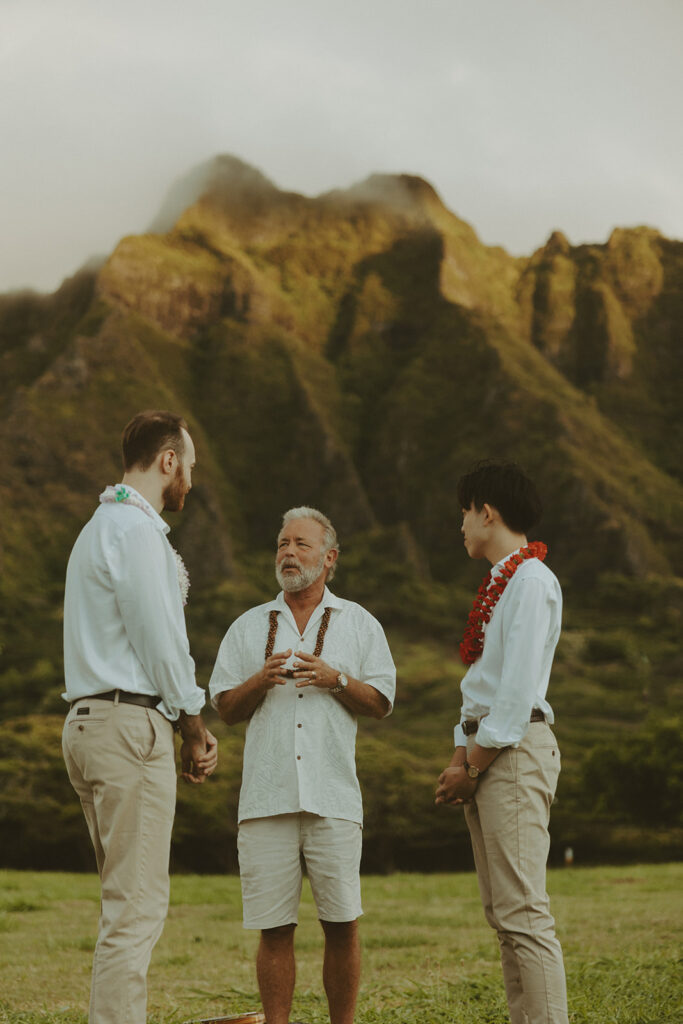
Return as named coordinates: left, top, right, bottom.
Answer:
left=459, top=542, right=548, bottom=666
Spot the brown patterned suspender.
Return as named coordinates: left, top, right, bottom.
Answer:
left=314, top=607, right=332, bottom=655
left=265, top=610, right=279, bottom=659
left=265, top=606, right=332, bottom=660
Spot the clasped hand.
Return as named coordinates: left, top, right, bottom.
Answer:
left=260, top=649, right=338, bottom=690
left=435, top=765, right=477, bottom=806
left=180, top=729, right=218, bottom=785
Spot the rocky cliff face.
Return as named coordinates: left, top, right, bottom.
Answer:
left=1, top=154, right=681, bottom=610
left=518, top=224, right=682, bottom=481
left=521, top=226, right=665, bottom=383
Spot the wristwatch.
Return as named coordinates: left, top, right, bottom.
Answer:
left=330, top=672, right=348, bottom=694
left=464, top=761, right=482, bottom=780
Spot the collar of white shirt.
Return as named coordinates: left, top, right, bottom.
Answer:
left=490, top=546, right=525, bottom=574
left=109, top=483, right=170, bottom=535
left=267, top=586, right=344, bottom=635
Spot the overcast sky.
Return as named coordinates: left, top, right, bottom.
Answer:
left=2, top=0, right=681, bottom=294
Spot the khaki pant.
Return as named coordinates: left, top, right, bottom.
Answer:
left=63, top=698, right=176, bottom=1024
left=465, top=722, right=568, bottom=1024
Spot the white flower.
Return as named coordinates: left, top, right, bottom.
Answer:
left=172, top=547, right=191, bottom=606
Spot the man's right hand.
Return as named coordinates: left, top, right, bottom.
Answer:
left=178, top=714, right=218, bottom=784
left=215, top=650, right=293, bottom=726
left=258, top=649, right=293, bottom=690
left=193, top=728, right=218, bottom=777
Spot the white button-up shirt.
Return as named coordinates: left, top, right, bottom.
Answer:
left=62, top=488, right=206, bottom=721
left=209, top=587, right=396, bottom=824
left=454, top=554, right=562, bottom=749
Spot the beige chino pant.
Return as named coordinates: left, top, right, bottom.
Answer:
left=63, top=698, right=176, bottom=1024
left=465, top=722, right=568, bottom=1024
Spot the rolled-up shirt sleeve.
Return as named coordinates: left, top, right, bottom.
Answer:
left=110, top=521, right=205, bottom=720
left=475, top=577, right=555, bottom=749
left=209, top=621, right=248, bottom=708
left=453, top=721, right=468, bottom=748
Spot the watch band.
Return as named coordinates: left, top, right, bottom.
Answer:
left=330, top=672, right=348, bottom=694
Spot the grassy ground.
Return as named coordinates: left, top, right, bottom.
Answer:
left=0, top=865, right=681, bottom=1023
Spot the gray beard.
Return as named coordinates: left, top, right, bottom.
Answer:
left=276, top=553, right=326, bottom=593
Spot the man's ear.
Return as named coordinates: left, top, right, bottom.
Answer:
left=325, top=547, right=339, bottom=569
left=158, top=448, right=176, bottom=477
left=481, top=502, right=498, bottom=525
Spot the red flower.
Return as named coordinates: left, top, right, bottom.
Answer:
left=459, top=542, right=548, bottom=665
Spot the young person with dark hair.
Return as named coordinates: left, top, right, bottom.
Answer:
left=436, top=459, right=568, bottom=1024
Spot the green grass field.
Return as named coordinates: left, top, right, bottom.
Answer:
left=1, top=865, right=681, bottom=1023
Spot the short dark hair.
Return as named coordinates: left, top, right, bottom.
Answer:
left=456, top=459, right=542, bottom=534
left=121, top=410, right=188, bottom=471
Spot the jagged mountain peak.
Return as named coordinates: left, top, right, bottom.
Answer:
left=342, top=172, right=445, bottom=213
left=153, top=155, right=456, bottom=237
left=607, top=224, right=662, bottom=248
left=542, top=230, right=572, bottom=257
left=149, top=154, right=280, bottom=234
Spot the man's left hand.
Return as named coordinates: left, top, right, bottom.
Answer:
left=292, top=651, right=337, bottom=689
left=435, top=766, right=477, bottom=806
left=196, top=729, right=218, bottom=775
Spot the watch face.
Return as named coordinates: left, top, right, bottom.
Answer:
left=467, top=765, right=479, bottom=779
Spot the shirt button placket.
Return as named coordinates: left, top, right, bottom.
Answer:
left=295, top=628, right=304, bottom=759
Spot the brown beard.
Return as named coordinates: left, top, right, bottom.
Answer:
left=162, top=464, right=187, bottom=512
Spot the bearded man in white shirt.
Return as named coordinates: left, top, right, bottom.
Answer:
left=210, top=507, right=396, bottom=1024
left=62, top=409, right=218, bottom=1024
left=436, top=460, right=568, bottom=1024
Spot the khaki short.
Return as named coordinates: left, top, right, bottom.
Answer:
left=237, top=812, right=363, bottom=929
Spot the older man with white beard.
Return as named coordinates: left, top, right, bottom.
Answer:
left=209, top=506, right=396, bottom=1024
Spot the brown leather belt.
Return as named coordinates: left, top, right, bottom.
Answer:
left=462, top=708, right=546, bottom=736
left=70, top=690, right=160, bottom=710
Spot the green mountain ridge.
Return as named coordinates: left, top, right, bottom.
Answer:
left=0, top=154, right=680, bottom=869
left=1, top=153, right=681, bottom=610
left=2, top=152, right=681, bottom=607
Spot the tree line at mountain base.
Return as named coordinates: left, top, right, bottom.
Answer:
left=1, top=569, right=680, bottom=874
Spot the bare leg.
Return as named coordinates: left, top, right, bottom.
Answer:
left=321, top=919, right=360, bottom=1024
left=256, top=924, right=296, bottom=1024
